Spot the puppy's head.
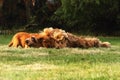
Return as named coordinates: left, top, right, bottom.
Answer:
left=25, top=36, right=43, bottom=48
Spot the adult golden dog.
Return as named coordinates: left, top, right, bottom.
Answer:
left=24, top=27, right=111, bottom=49
left=25, top=27, right=68, bottom=48
left=8, top=32, right=41, bottom=48
left=66, top=33, right=111, bottom=48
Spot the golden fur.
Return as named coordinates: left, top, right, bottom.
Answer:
left=24, top=27, right=111, bottom=48
left=65, top=33, right=111, bottom=48
left=25, top=28, right=68, bottom=48
left=8, top=32, right=40, bottom=48
left=43, top=27, right=68, bottom=41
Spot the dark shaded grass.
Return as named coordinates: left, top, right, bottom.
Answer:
left=0, top=35, right=13, bottom=45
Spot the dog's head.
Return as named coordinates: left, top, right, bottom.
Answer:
left=25, top=36, right=43, bottom=48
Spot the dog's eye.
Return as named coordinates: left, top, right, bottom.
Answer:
left=31, top=37, right=37, bottom=43
left=25, top=39, right=29, bottom=44
left=38, top=38, right=43, bottom=43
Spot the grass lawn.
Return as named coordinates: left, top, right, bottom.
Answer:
left=0, top=35, right=120, bottom=80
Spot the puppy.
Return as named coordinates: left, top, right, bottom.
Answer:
left=25, top=36, right=43, bottom=48
left=8, top=32, right=40, bottom=48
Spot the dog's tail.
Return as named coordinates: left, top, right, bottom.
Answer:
left=8, top=41, right=13, bottom=47
left=100, top=42, right=111, bottom=48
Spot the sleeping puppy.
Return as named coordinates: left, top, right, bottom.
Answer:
left=8, top=32, right=40, bottom=48
left=25, top=36, right=43, bottom=48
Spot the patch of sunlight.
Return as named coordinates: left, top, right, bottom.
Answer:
left=21, top=52, right=49, bottom=58
left=0, top=63, right=58, bottom=71
left=0, top=45, right=19, bottom=51
left=88, top=63, right=120, bottom=78
left=56, top=62, right=120, bottom=78
left=70, top=48, right=104, bottom=54
left=111, top=45, right=120, bottom=48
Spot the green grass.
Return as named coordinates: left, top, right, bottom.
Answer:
left=0, top=35, right=120, bottom=80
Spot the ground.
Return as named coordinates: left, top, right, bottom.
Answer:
left=0, top=35, right=120, bottom=80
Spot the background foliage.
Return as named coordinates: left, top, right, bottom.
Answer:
left=52, top=0, right=120, bottom=35
left=0, top=0, right=120, bottom=36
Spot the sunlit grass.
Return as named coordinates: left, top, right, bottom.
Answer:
left=0, top=35, right=120, bottom=80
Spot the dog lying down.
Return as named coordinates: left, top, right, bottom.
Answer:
left=8, top=32, right=42, bottom=48
left=24, top=27, right=111, bottom=48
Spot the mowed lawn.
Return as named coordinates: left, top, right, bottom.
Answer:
left=0, top=35, right=120, bottom=80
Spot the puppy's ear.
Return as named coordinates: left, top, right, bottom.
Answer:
left=25, top=39, right=29, bottom=44
left=31, top=36, right=37, bottom=43
left=38, top=38, right=44, bottom=43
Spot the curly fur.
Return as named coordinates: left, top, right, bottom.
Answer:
left=24, top=27, right=111, bottom=48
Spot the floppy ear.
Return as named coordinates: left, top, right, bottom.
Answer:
left=31, top=36, right=37, bottom=43
left=38, top=38, right=44, bottom=43
left=25, top=39, right=29, bottom=44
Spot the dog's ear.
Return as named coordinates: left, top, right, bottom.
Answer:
left=38, top=38, right=44, bottom=43
left=25, top=39, right=30, bottom=44
left=31, top=36, right=37, bottom=43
